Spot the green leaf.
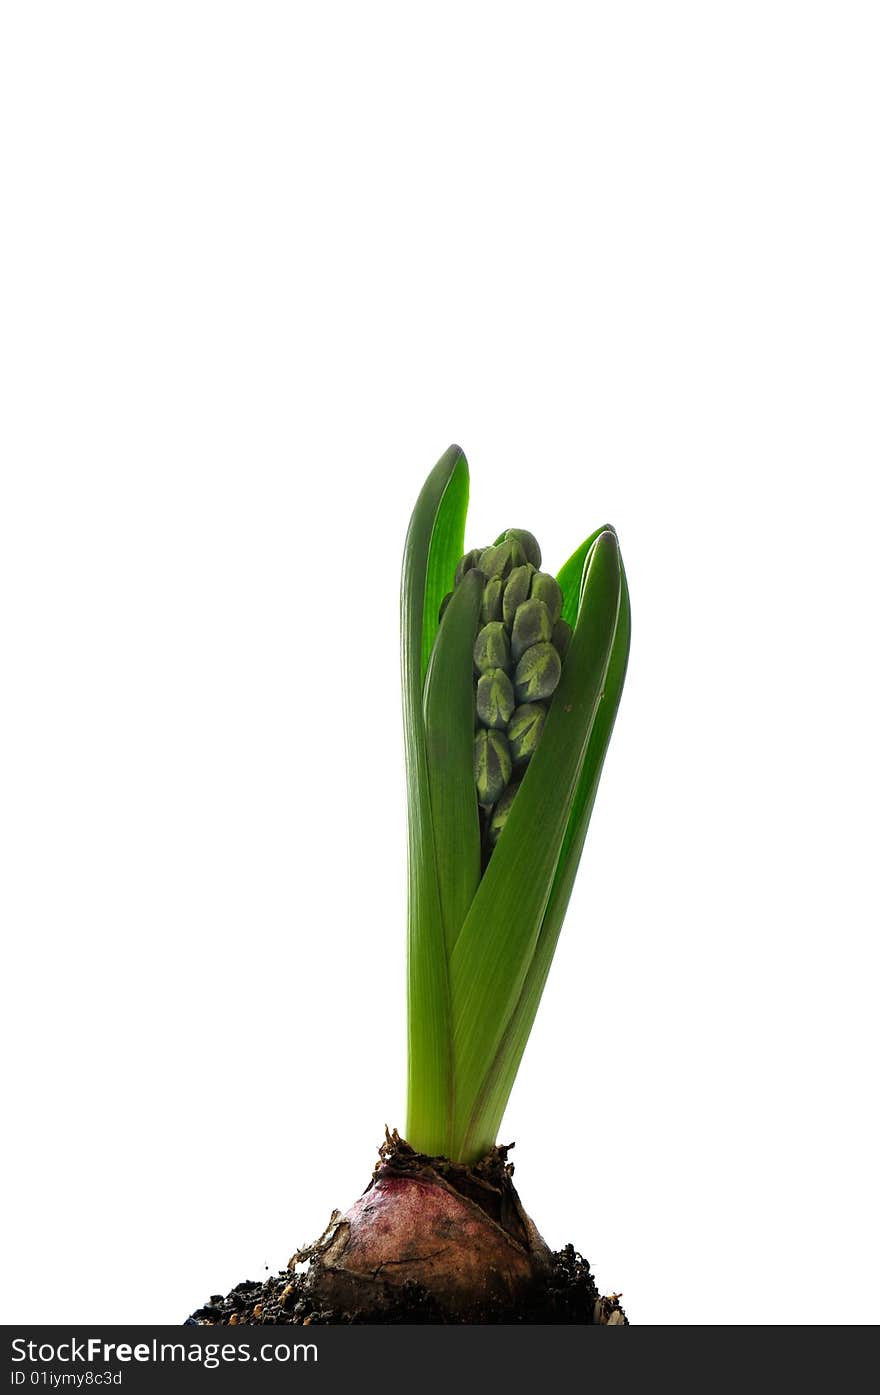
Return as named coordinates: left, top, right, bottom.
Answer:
left=423, top=568, right=483, bottom=955
left=457, top=553, right=631, bottom=1159
left=421, top=454, right=470, bottom=683
left=401, top=445, right=470, bottom=1156
left=556, top=524, right=612, bottom=628
left=448, top=530, right=623, bottom=1159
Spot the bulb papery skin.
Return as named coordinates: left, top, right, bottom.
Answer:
left=301, top=1139, right=552, bottom=1321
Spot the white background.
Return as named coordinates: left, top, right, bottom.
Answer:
left=1, top=2, right=878, bottom=1327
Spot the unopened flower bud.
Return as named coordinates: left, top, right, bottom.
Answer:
left=530, top=571, right=563, bottom=626
left=502, top=529, right=542, bottom=568
left=476, top=667, right=515, bottom=729
left=511, top=598, right=553, bottom=660
left=479, top=536, right=527, bottom=580
left=508, top=702, right=547, bottom=766
left=514, top=641, right=562, bottom=702
left=474, top=728, right=512, bottom=806
left=502, top=564, right=535, bottom=626
left=454, top=549, right=484, bottom=586
left=481, top=575, right=504, bottom=624
left=474, top=621, right=511, bottom=675
left=488, top=780, right=520, bottom=846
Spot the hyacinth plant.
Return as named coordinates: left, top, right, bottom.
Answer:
left=402, top=444, right=631, bottom=1166
left=190, top=444, right=632, bottom=1324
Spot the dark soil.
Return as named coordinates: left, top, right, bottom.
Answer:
left=187, top=1133, right=628, bottom=1326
